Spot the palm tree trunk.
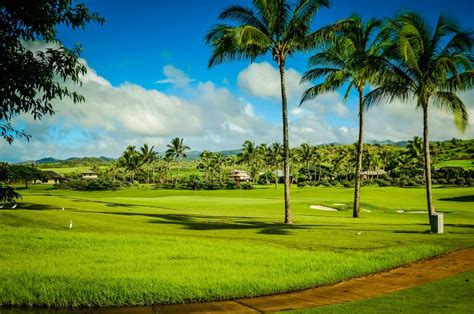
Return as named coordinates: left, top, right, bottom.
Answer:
left=279, top=58, right=292, bottom=224
left=422, top=104, right=435, bottom=221
left=353, top=88, right=364, bottom=218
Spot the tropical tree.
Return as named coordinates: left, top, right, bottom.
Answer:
left=206, top=0, right=332, bottom=224
left=267, top=142, right=283, bottom=189
left=118, top=145, right=141, bottom=183
left=297, top=143, right=315, bottom=182
left=139, top=144, right=158, bottom=184
left=1, top=0, right=103, bottom=143
left=238, top=140, right=260, bottom=181
left=165, top=137, right=190, bottom=183
left=365, top=13, right=473, bottom=227
left=301, top=16, right=390, bottom=217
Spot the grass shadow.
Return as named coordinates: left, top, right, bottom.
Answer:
left=445, top=223, right=474, bottom=229
left=97, top=211, right=307, bottom=235
left=1, top=203, right=58, bottom=210
left=438, top=195, right=474, bottom=202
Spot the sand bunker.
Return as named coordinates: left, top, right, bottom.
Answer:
left=332, top=203, right=346, bottom=206
left=397, top=210, right=426, bottom=214
left=362, top=209, right=372, bottom=213
left=310, top=205, right=339, bottom=211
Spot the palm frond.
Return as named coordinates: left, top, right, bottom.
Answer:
left=219, top=5, right=268, bottom=34
left=432, top=91, right=469, bottom=132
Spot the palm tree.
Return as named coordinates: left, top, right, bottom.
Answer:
left=198, top=150, right=214, bottom=182
left=206, top=0, right=332, bottom=224
left=238, top=140, right=259, bottom=181
left=301, top=16, right=388, bottom=218
left=118, top=145, right=142, bottom=183
left=365, top=13, right=472, bottom=227
left=297, top=143, right=315, bottom=182
left=139, top=144, right=157, bottom=184
left=267, top=142, right=283, bottom=189
left=165, top=137, right=190, bottom=183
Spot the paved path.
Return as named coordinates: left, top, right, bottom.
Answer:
left=3, top=249, right=473, bottom=314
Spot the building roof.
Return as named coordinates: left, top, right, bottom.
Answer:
left=82, top=169, right=97, bottom=175
left=41, top=171, right=65, bottom=179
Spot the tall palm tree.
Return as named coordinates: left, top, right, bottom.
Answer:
left=206, top=0, right=331, bottom=224
left=301, top=16, right=388, bottom=218
left=165, top=137, right=191, bottom=183
left=365, top=13, right=472, bottom=228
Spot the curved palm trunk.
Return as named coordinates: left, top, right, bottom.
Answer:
left=279, top=59, right=292, bottom=224
left=353, top=88, right=364, bottom=218
left=422, top=104, right=435, bottom=223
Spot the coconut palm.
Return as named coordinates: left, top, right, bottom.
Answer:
left=206, top=0, right=332, bottom=223
left=118, top=145, right=141, bottom=183
left=165, top=137, right=191, bottom=183
left=365, top=13, right=472, bottom=227
left=238, top=140, right=259, bottom=181
left=139, top=144, right=158, bottom=184
left=267, top=142, right=283, bottom=189
left=301, top=16, right=388, bottom=218
left=297, top=143, right=315, bottom=182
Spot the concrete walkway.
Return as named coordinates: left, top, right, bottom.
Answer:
left=95, top=248, right=474, bottom=314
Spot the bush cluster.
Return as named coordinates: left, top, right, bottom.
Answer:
left=57, top=179, right=120, bottom=191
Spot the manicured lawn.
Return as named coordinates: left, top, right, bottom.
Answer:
left=435, top=159, right=474, bottom=170
left=0, top=185, right=473, bottom=307
left=290, top=270, right=474, bottom=313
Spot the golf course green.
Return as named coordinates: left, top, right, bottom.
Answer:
left=0, top=185, right=473, bottom=307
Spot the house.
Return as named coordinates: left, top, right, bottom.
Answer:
left=82, top=169, right=98, bottom=180
left=35, top=171, right=65, bottom=184
left=230, top=170, right=251, bottom=182
left=360, top=169, right=386, bottom=179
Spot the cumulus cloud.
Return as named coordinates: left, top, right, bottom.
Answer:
left=237, top=62, right=310, bottom=100
left=0, top=63, right=269, bottom=161
left=364, top=90, right=474, bottom=142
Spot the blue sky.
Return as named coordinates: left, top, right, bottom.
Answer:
left=1, top=0, right=473, bottom=162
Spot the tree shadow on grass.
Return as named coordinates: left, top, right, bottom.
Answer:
left=1, top=203, right=58, bottom=210
left=97, top=211, right=309, bottom=235
left=438, top=195, right=474, bottom=202
left=445, top=223, right=474, bottom=229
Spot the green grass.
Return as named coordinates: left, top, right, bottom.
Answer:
left=290, top=270, right=474, bottom=313
left=435, top=159, right=474, bottom=170
left=0, top=185, right=473, bottom=307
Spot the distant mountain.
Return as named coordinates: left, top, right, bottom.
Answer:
left=17, top=156, right=115, bottom=165
left=184, top=149, right=242, bottom=160
left=367, top=140, right=409, bottom=147
left=35, top=157, right=63, bottom=164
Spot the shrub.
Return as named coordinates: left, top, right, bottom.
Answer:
left=297, top=181, right=310, bottom=187
left=241, top=183, right=254, bottom=190
left=375, top=179, right=391, bottom=187
left=341, top=180, right=353, bottom=188
left=64, top=179, right=120, bottom=191
left=225, top=181, right=238, bottom=190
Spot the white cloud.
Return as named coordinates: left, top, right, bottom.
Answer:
left=155, top=64, right=195, bottom=88
left=237, top=62, right=310, bottom=100
left=0, top=63, right=270, bottom=161
left=365, top=90, right=474, bottom=141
